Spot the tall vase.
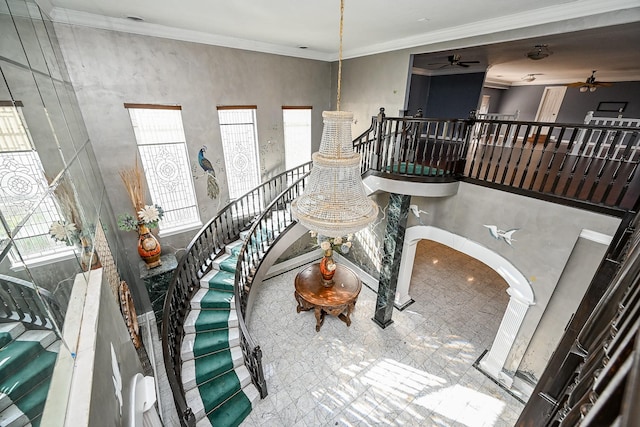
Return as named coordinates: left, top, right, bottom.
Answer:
left=319, top=249, right=336, bottom=287
left=138, top=224, right=162, bottom=269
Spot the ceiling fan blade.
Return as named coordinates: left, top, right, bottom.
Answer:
left=566, top=82, right=586, bottom=87
left=438, top=64, right=451, bottom=69
left=458, top=63, right=470, bottom=68
left=595, top=82, right=613, bottom=87
left=460, top=61, right=480, bottom=65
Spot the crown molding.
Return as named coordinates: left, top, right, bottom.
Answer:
left=49, top=8, right=334, bottom=61
left=48, top=0, right=639, bottom=62
left=341, top=0, right=640, bottom=60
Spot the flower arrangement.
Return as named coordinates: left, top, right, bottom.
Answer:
left=49, top=175, right=83, bottom=246
left=117, top=160, right=164, bottom=233
left=118, top=204, right=164, bottom=232
left=310, top=231, right=353, bottom=256
left=49, top=220, right=78, bottom=246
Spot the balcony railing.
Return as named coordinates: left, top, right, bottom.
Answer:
left=356, top=108, right=640, bottom=211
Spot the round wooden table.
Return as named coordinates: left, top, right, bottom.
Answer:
left=294, top=263, right=362, bottom=332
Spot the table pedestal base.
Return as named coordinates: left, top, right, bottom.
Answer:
left=294, top=263, right=362, bottom=332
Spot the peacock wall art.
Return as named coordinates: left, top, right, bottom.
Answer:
left=195, top=145, right=220, bottom=200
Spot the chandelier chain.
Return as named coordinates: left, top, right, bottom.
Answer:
left=337, top=0, right=344, bottom=111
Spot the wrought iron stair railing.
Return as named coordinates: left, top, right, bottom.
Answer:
left=162, top=162, right=310, bottom=426
left=0, top=274, right=64, bottom=330
left=233, top=171, right=310, bottom=399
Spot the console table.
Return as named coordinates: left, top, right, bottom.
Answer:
left=139, top=253, right=178, bottom=333
left=294, top=263, right=362, bottom=332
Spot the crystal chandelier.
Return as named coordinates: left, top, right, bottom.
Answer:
left=291, top=0, right=378, bottom=237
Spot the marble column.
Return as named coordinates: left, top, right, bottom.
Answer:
left=373, top=193, right=411, bottom=328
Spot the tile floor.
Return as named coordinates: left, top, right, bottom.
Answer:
left=242, top=240, right=525, bottom=427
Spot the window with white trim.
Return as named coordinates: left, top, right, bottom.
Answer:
left=126, top=105, right=201, bottom=234
left=0, top=102, right=73, bottom=264
left=217, top=106, right=261, bottom=199
left=283, top=106, right=312, bottom=170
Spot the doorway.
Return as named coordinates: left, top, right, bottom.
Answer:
left=534, top=86, right=566, bottom=123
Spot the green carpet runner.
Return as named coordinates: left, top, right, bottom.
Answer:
left=386, top=162, right=448, bottom=176
left=184, top=244, right=257, bottom=427
left=0, top=325, right=59, bottom=427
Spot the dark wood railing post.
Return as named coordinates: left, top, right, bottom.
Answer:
left=375, top=107, right=386, bottom=170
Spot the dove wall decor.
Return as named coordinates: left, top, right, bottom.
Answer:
left=484, top=224, right=519, bottom=246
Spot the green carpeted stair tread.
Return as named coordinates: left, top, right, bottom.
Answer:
left=386, top=162, right=448, bottom=176
left=200, top=289, right=234, bottom=309
left=0, top=341, right=45, bottom=382
left=199, top=370, right=242, bottom=414
left=29, top=413, right=43, bottom=427
left=229, top=245, right=242, bottom=257
left=207, top=271, right=235, bottom=291
left=207, top=391, right=251, bottom=427
left=13, top=376, right=51, bottom=426
left=0, top=332, right=12, bottom=350
left=0, top=349, right=57, bottom=409
left=218, top=256, right=237, bottom=273
left=193, top=329, right=232, bottom=356
left=0, top=324, right=25, bottom=349
left=195, top=310, right=232, bottom=333
left=194, top=350, right=234, bottom=385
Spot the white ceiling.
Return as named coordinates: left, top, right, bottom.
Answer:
left=41, top=0, right=640, bottom=86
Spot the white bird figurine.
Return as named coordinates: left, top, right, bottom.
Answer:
left=484, top=224, right=519, bottom=246
left=409, top=204, right=428, bottom=225
left=111, top=343, right=123, bottom=416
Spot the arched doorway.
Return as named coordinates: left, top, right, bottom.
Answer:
left=396, top=225, right=535, bottom=387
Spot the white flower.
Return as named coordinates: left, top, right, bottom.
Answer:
left=138, top=205, right=160, bottom=224
left=50, top=221, right=77, bottom=242
left=334, top=236, right=343, bottom=245
left=347, top=234, right=354, bottom=241
left=320, top=241, right=331, bottom=251
left=309, top=230, right=317, bottom=238
left=340, top=243, right=350, bottom=254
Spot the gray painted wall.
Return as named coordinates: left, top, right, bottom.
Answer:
left=480, top=87, right=506, bottom=113
left=55, top=24, right=331, bottom=311
left=406, top=74, right=431, bottom=117
left=492, top=85, right=546, bottom=121
left=518, top=236, right=608, bottom=377
left=555, top=81, right=640, bottom=123
left=424, top=72, right=486, bottom=119
left=89, top=272, right=144, bottom=426
left=337, top=51, right=411, bottom=135
left=407, top=182, right=620, bottom=378
left=494, top=81, right=640, bottom=123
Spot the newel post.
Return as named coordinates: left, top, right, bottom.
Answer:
left=375, top=107, right=386, bottom=171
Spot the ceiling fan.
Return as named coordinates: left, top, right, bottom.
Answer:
left=429, top=54, right=480, bottom=69
left=566, top=70, right=613, bottom=92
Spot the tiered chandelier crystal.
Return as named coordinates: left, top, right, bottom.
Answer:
left=291, top=0, right=377, bottom=237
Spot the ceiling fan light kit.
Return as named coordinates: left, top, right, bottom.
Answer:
left=429, top=54, right=480, bottom=69
left=568, top=70, right=612, bottom=92
left=521, top=73, right=540, bottom=82
left=526, top=44, right=552, bottom=60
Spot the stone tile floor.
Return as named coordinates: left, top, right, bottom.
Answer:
left=242, top=240, right=525, bottom=427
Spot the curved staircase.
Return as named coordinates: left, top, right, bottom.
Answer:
left=0, top=322, right=60, bottom=427
left=181, top=239, right=259, bottom=427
